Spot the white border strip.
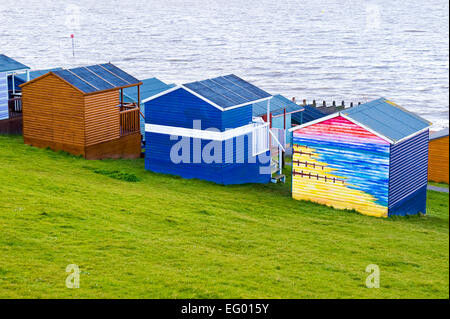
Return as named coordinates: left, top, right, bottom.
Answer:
left=141, top=85, right=182, bottom=103
left=145, top=123, right=268, bottom=141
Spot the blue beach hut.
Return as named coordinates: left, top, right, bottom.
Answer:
left=0, top=54, right=30, bottom=121
left=143, top=74, right=277, bottom=185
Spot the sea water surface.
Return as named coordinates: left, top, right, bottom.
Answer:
left=1, top=0, right=448, bottom=128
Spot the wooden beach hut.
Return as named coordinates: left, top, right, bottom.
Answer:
left=289, top=98, right=431, bottom=218
left=20, top=63, right=143, bottom=159
left=428, top=128, right=449, bottom=184
left=143, top=74, right=285, bottom=185
left=0, top=54, right=30, bottom=134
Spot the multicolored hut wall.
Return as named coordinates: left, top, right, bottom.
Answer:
left=428, top=128, right=449, bottom=184
left=289, top=98, right=431, bottom=218
left=20, top=63, right=143, bottom=159
left=0, top=54, right=30, bottom=134
left=143, top=74, right=274, bottom=185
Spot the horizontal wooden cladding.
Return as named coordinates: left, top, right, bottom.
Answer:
left=85, top=132, right=141, bottom=160
left=24, top=136, right=85, bottom=156
left=428, top=136, right=449, bottom=183
left=84, top=91, right=120, bottom=146
left=22, top=73, right=85, bottom=147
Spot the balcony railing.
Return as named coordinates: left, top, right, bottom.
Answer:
left=120, top=107, right=140, bottom=136
left=8, top=97, right=22, bottom=119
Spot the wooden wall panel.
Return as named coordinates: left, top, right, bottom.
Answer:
left=22, top=74, right=85, bottom=153
left=84, top=90, right=120, bottom=146
left=85, top=132, right=141, bottom=160
left=428, top=136, right=449, bottom=183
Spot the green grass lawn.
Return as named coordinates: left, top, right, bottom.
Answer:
left=0, top=135, right=448, bottom=299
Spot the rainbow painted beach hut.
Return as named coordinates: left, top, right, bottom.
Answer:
left=289, top=98, right=431, bottom=218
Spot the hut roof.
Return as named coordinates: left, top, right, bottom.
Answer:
left=430, top=128, right=449, bottom=140
left=252, top=94, right=303, bottom=117
left=23, top=63, right=141, bottom=94
left=124, top=77, right=175, bottom=104
left=183, top=74, right=271, bottom=110
left=293, top=104, right=327, bottom=124
left=15, top=68, right=63, bottom=82
left=0, top=54, right=30, bottom=73
left=290, top=98, right=431, bottom=144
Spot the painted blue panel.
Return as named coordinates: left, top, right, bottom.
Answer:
left=209, top=77, right=261, bottom=103
left=54, top=70, right=98, bottom=93
left=184, top=81, right=236, bottom=109
left=70, top=67, right=115, bottom=91
left=54, top=64, right=139, bottom=93
left=222, top=104, right=253, bottom=130
left=184, top=74, right=271, bottom=109
left=0, top=72, right=9, bottom=120
left=293, top=134, right=390, bottom=207
left=388, top=185, right=427, bottom=216
left=86, top=65, right=129, bottom=87
left=389, top=130, right=429, bottom=209
left=222, top=74, right=271, bottom=99
left=99, top=63, right=140, bottom=85
left=145, top=87, right=223, bottom=131
left=201, top=79, right=248, bottom=105
left=145, top=131, right=271, bottom=184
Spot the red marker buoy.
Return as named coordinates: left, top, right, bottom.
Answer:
left=71, top=34, right=75, bottom=57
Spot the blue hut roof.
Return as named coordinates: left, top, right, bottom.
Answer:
left=0, top=54, right=30, bottom=73
left=252, top=94, right=303, bottom=117
left=15, top=67, right=63, bottom=83
left=292, top=104, right=327, bottom=124
left=50, top=63, right=140, bottom=94
left=10, top=68, right=63, bottom=91
left=183, top=74, right=271, bottom=110
left=342, top=98, right=431, bottom=143
left=123, top=77, right=175, bottom=104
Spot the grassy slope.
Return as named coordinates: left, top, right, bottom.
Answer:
left=0, top=135, right=448, bottom=299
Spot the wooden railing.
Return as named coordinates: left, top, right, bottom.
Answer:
left=8, top=97, right=22, bottom=118
left=120, top=107, right=140, bottom=136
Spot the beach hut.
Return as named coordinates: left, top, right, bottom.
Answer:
left=0, top=54, right=30, bottom=134
left=123, top=77, right=175, bottom=139
left=289, top=98, right=431, bottom=218
left=20, top=63, right=143, bottom=159
left=143, top=74, right=283, bottom=185
left=428, top=128, right=449, bottom=184
left=292, top=104, right=327, bottom=126
left=252, top=94, right=304, bottom=147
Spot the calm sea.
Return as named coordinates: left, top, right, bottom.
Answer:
left=1, top=0, right=448, bottom=129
